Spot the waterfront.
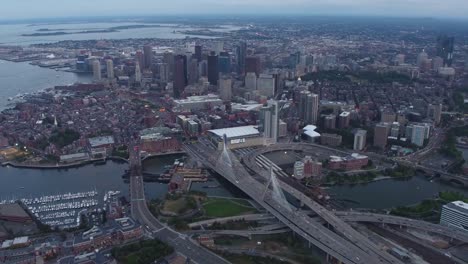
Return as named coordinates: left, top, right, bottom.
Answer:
left=328, top=175, right=468, bottom=210
left=0, top=59, right=92, bottom=109
left=0, top=155, right=234, bottom=203
left=0, top=22, right=240, bottom=45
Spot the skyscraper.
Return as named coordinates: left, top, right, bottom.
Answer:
left=298, top=91, right=319, bottom=125
left=173, top=55, right=187, bottom=99
left=245, top=56, right=261, bottom=76
left=427, top=103, right=442, bottom=126
left=158, top=63, right=170, bottom=82
left=207, top=52, right=219, bottom=86
left=306, top=93, right=319, bottom=125
left=432, top=56, right=444, bottom=71
left=338, top=112, right=350, bottom=128
left=257, top=74, right=276, bottom=97
left=416, top=50, right=428, bottom=69
left=373, top=123, right=389, bottom=149
left=106, top=59, right=114, bottom=79
left=143, top=45, right=153, bottom=69
left=214, top=41, right=224, bottom=54
left=136, top=50, right=145, bottom=69
left=92, top=60, right=101, bottom=81
left=188, top=58, right=199, bottom=85
left=219, top=76, right=232, bottom=101
left=194, top=45, right=202, bottom=62
left=236, top=41, right=247, bottom=74
left=135, top=63, right=142, bottom=84
left=260, top=100, right=279, bottom=143
left=436, top=35, right=455, bottom=67
left=354, top=129, right=367, bottom=151
left=163, top=52, right=175, bottom=79
left=245, top=72, right=257, bottom=90
left=218, top=52, right=231, bottom=74
left=411, top=124, right=426, bottom=147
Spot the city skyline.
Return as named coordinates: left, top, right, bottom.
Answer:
left=2, top=0, right=468, bottom=20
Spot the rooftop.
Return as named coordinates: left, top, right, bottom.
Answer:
left=174, top=94, right=221, bottom=104
left=88, top=136, right=115, bottom=148
left=0, top=203, right=30, bottom=219
left=303, top=125, right=321, bottom=138
left=445, top=201, right=468, bottom=215
left=208, top=125, right=260, bottom=139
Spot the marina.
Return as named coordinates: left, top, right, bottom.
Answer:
left=1, top=190, right=120, bottom=230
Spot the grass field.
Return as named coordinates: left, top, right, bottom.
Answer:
left=163, top=198, right=187, bottom=213
left=203, top=198, right=256, bottom=218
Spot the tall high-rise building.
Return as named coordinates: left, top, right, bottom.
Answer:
left=436, top=35, right=455, bottom=67
left=338, top=112, right=350, bottom=128
left=134, top=63, right=141, bottom=84
left=143, top=45, right=153, bottom=69
left=136, top=50, right=145, bottom=69
left=214, top=41, right=224, bottom=54
left=354, top=129, right=367, bottom=151
left=374, top=123, right=389, bottom=149
left=158, top=63, right=170, bottom=82
left=245, top=72, right=257, bottom=90
left=427, top=103, right=442, bottom=126
left=411, top=124, right=426, bottom=147
left=194, top=45, right=202, bottom=62
left=416, top=50, right=428, bottom=69
left=219, top=76, right=232, bottom=101
left=187, top=58, right=199, bottom=85
left=298, top=91, right=319, bottom=125
left=323, top=114, right=336, bottom=129
left=260, top=100, right=279, bottom=143
left=173, top=55, right=187, bottom=99
left=207, top=52, right=219, bottom=86
left=432, top=56, right=444, bottom=71
left=236, top=41, right=247, bottom=74
left=218, top=52, right=231, bottom=74
left=245, top=56, right=261, bottom=76
left=92, top=60, right=101, bottom=81
left=163, top=52, right=175, bottom=79
left=257, top=74, right=276, bottom=97
left=323, top=115, right=336, bottom=130
left=106, top=59, right=114, bottom=79
left=306, top=93, right=319, bottom=125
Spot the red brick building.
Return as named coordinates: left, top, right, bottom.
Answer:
left=328, top=153, right=369, bottom=171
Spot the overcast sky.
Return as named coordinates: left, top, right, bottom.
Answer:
left=1, top=0, right=467, bottom=20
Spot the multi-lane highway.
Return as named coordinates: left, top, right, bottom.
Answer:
left=184, top=141, right=404, bottom=264
left=334, top=211, right=468, bottom=243
left=128, top=145, right=230, bottom=264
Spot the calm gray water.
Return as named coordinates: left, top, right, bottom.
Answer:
left=0, top=22, right=239, bottom=45
left=0, top=155, right=233, bottom=202
left=0, top=157, right=174, bottom=202
left=0, top=60, right=92, bottom=109
left=265, top=151, right=468, bottom=210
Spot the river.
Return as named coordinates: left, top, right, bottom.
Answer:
left=265, top=150, right=468, bottom=210
left=0, top=154, right=233, bottom=202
